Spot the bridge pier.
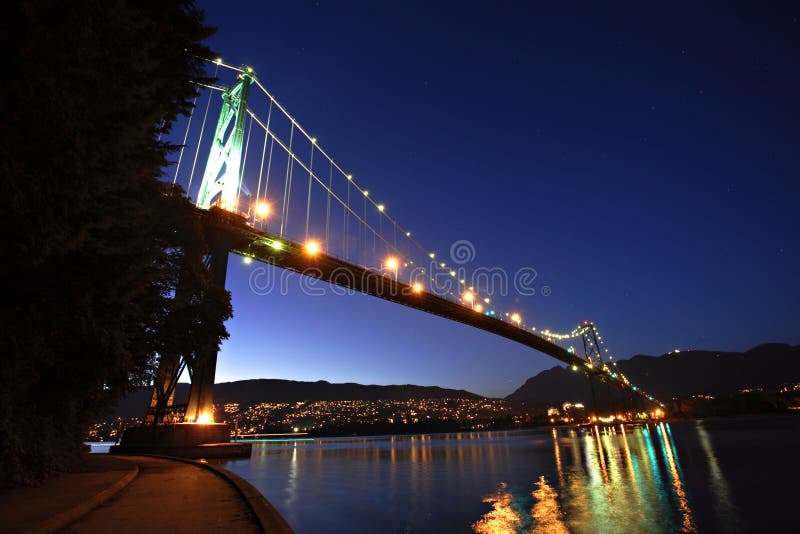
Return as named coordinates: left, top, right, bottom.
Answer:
left=184, top=230, right=232, bottom=423
left=145, top=352, right=182, bottom=424
left=115, top=221, right=246, bottom=457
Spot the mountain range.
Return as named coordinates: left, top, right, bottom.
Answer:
left=505, top=343, right=800, bottom=406
left=111, top=343, right=800, bottom=418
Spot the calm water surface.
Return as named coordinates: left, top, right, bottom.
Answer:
left=217, top=415, right=799, bottom=533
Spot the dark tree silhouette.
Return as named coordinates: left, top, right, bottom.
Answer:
left=0, top=0, right=225, bottom=486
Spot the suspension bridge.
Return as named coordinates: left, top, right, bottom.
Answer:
left=148, top=58, right=663, bottom=425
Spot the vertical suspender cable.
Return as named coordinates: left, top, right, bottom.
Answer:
left=362, top=194, right=367, bottom=264
left=254, top=99, right=273, bottom=228
left=280, top=122, right=295, bottom=238
left=172, top=95, right=198, bottom=185
left=305, top=143, right=315, bottom=240
left=253, top=128, right=267, bottom=225
left=345, top=179, right=350, bottom=260
left=236, top=116, right=254, bottom=210
left=326, top=160, right=332, bottom=249
left=263, top=137, right=275, bottom=230
left=187, top=63, right=219, bottom=196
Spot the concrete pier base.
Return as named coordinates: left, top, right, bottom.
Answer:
left=111, top=423, right=251, bottom=458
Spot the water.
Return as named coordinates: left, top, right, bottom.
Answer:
left=85, top=442, right=113, bottom=454
left=218, top=415, right=799, bottom=533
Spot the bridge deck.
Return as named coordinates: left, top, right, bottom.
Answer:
left=200, top=207, right=649, bottom=402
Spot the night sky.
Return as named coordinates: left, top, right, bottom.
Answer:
left=192, top=1, right=799, bottom=397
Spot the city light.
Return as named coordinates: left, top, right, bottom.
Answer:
left=242, top=256, right=252, bottom=265
left=474, top=304, right=483, bottom=313
left=510, top=313, right=521, bottom=324
left=270, top=240, right=283, bottom=251
left=464, top=291, right=474, bottom=302
left=305, top=241, right=320, bottom=255
left=412, top=282, right=423, bottom=293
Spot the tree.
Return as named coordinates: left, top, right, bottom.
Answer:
left=0, top=0, right=223, bottom=486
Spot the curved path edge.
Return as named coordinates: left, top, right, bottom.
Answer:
left=138, top=454, right=294, bottom=534
left=31, top=462, right=140, bottom=534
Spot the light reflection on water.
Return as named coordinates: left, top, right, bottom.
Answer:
left=216, top=416, right=799, bottom=533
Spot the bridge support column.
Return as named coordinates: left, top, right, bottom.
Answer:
left=185, top=232, right=231, bottom=423
left=146, top=353, right=182, bottom=424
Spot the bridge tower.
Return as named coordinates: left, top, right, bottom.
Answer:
left=581, top=323, right=605, bottom=367
left=148, top=67, right=255, bottom=426
left=195, top=68, right=255, bottom=210
left=186, top=67, right=255, bottom=422
left=580, top=323, right=605, bottom=415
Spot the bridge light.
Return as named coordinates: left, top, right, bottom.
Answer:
left=384, top=257, right=399, bottom=280
left=484, top=298, right=490, bottom=303
left=377, top=204, right=385, bottom=212
left=242, top=257, right=252, bottom=265
left=449, top=271, right=456, bottom=277
left=571, top=365, right=578, bottom=371
left=363, top=190, right=369, bottom=196
left=429, top=253, right=435, bottom=259
left=214, top=57, right=223, bottom=64
left=347, top=174, right=353, bottom=180
left=311, top=137, right=317, bottom=144
left=510, top=313, right=521, bottom=324
left=255, top=202, right=270, bottom=217
left=270, top=240, right=283, bottom=251
left=196, top=412, right=213, bottom=424
left=305, top=241, right=320, bottom=255
left=405, top=231, right=411, bottom=237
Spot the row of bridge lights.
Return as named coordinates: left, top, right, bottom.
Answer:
left=241, top=196, right=528, bottom=322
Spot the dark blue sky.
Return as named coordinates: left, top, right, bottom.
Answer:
left=194, top=1, right=799, bottom=397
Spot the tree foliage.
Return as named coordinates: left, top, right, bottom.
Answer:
left=0, top=0, right=227, bottom=486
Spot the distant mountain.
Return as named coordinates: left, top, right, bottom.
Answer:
left=112, top=378, right=483, bottom=419
left=506, top=343, right=800, bottom=406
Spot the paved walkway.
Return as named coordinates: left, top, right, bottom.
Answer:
left=0, top=455, right=292, bottom=533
